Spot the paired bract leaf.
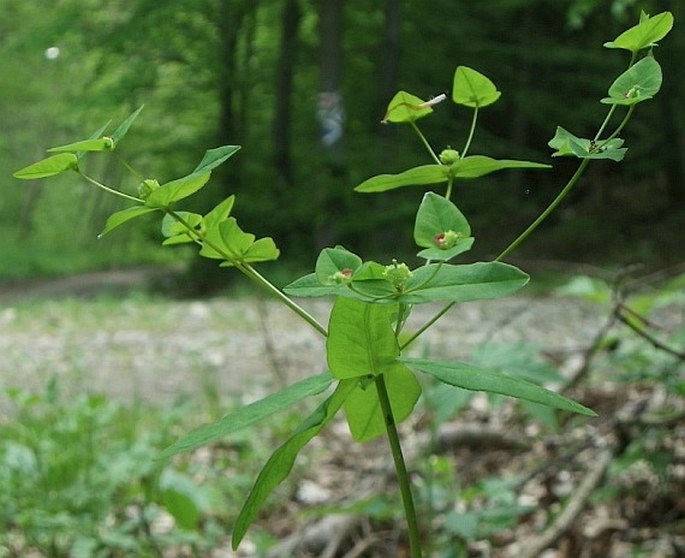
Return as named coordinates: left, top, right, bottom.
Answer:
left=601, top=56, right=662, bottom=106
left=414, top=192, right=474, bottom=261
left=47, top=137, right=114, bottom=154
left=158, top=372, right=334, bottom=460
left=402, top=358, right=596, bottom=416
left=344, top=366, right=421, bottom=441
left=13, top=153, right=78, bottom=179
left=193, top=145, right=241, bottom=174
left=382, top=90, right=434, bottom=123
left=452, top=66, right=501, bottom=108
left=111, top=105, right=144, bottom=146
left=327, top=297, right=400, bottom=379
left=161, top=211, right=203, bottom=245
left=355, top=165, right=449, bottom=193
left=99, top=206, right=159, bottom=238
left=451, top=156, right=551, bottom=179
left=604, top=11, right=674, bottom=53
left=548, top=127, right=627, bottom=161
left=145, top=171, right=211, bottom=208
left=232, top=380, right=355, bottom=549
left=315, top=246, right=363, bottom=285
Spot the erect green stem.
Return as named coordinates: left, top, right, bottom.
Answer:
left=593, top=104, right=618, bottom=141
left=461, top=107, right=479, bottom=158
left=375, top=373, right=422, bottom=557
left=411, top=121, right=441, bottom=164
left=445, top=176, right=454, bottom=200
left=166, top=210, right=328, bottom=337
left=79, top=171, right=143, bottom=203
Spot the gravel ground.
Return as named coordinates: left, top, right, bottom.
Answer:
left=0, top=272, right=605, bottom=406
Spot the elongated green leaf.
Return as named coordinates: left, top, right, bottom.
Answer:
left=452, top=66, right=501, bottom=108
left=327, top=297, right=399, bottom=379
left=159, top=372, right=333, bottom=460
left=99, top=206, right=159, bottom=238
left=601, top=57, right=662, bottom=106
left=344, top=365, right=421, bottom=441
left=232, top=380, right=354, bottom=549
left=315, top=246, right=363, bottom=285
left=111, top=105, right=144, bottom=145
left=402, top=358, right=596, bottom=416
left=355, top=165, right=449, bottom=193
left=548, top=127, right=627, bottom=161
left=414, top=192, right=471, bottom=249
left=13, top=153, right=78, bottom=179
left=450, top=156, right=551, bottom=179
left=604, top=11, right=674, bottom=52
left=398, top=262, right=529, bottom=304
left=382, top=90, right=434, bottom=123
left=48, top=137, right=114, bottom=153
left=145, top=171, right=211, bottom=208
left=193, top=145, right=241, bottom=174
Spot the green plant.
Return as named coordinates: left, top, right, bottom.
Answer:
left=13, top=10, right=674, bottom=556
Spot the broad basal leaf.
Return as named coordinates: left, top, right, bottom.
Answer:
left=603, top=11, right=674, bottom=53
left=452, top=66, right=501, bottom=108
left=402, top=358, right=596, bottom=416
left=327, top=297, right=399, bottom=379
left=355, top=165, right=449, bottom=193
left=601, top=56, right=662, bottom=106
left=344, top=365, right=421, bottom=441
left=158, top=372, right=334, bottom=460
left=13, top=153, right=78, bottom=180
left=232, top=379, right=355, bottom=549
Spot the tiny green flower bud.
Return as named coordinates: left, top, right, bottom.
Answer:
left=439, top=148, right=460, bottom=165
left=434, top=230, right=462, bottom=250
left=329, top=268, right=354, bottom=284
left=138, top=178, right=160, bottom=200
left=383, top=259, right=413, bottom=290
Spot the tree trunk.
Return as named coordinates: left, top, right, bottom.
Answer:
left=374, top=0, right=402, bottom=127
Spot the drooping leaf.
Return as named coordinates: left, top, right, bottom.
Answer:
left=382, top=90, right=434, bottom=123
left=548, top=127, right=627, bottom=161
left=327, top=297, right=399, bottom=380
left=193, top=145, right=241, bottom=174
left=159, top=372, right=334, bottom=460
left=344, top=365, right=421, bottom=441
left=452, top=66, right=501, bottom=108
left=111, top=105, right=144, bottom=146
left=402, top=358, right=596, bottom=416
left=145, top=171, right=211, bottom=208
left=355, top=165, right=449, bottom=193
left=450, top=156, right=551, bottom=179
left=601, top=57, right=662, bottom=106
left=47, top=137, right=114, bottom=153
left=99, top=206, right=159, bottom=238
left=232, top=379, right=355, bottom=549
left=603, top=11, right=674, bottom=52
left=13, top=153, right=78, bottom=179
left=397, top=262, right=529, bottom=304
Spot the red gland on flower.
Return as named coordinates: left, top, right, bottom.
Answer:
left=433, top=230, right=461, bottom=250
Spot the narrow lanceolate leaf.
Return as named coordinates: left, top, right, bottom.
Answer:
left=603, top=11, right=674, bottom=53
left=452, top=66, right=501, bottom=108
left=232, top=380, right=355, bottom=550
left=111, top=105, right=144, bottom=146
left=601, top=57, right=662, bottom=106
left=99, top=206, right=159, bottom=237
left=47, top=137, right=114, bottom=153
left=402, top=358, right=597, bottom=416
left=327, top=297, right=399, bottom=380
left=13, top=153, right=78, bottom=179
left=355, top=165, right=449, bottom=193
left=344, top=365, right=421, bottom=442
left=145, top=171, right=211, bottom=208
left=398, top=262, right=529, bottom=304
left=158, top=372, right=334, bottom=460
left=450, top=156, right=551, bottom=179
left=382, top=90, right=434, bottom=123
left=193, top=145, right=241, bottom=174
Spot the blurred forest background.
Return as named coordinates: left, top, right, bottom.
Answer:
left=1, top=0, right=683, bottom=288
